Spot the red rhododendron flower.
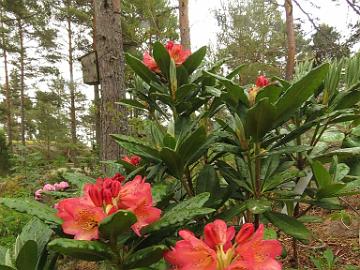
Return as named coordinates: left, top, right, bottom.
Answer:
left=164, top=220, right=282, bottom=270
left=143, top=41, right=191, bottom=72
left=122, top=155, right=141, bottom=166
left=56, top=174, right=161, bottom=240
left=255, top=75, right=270, bottom=88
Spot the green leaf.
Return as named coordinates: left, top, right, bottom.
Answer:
left=117, top=99, right=147, bottom=111
left=48, top=239, right=114, bottom=261
left=256, top=84, right=284, bottom=103
left=153, top=42, right=171, bottom=78
left=331, top=82, right=360, bottom=110
left=297, top=216, right=324, bottom=223
left=125, top=53, right=159, bottom=84
left=317, top=183, right=346, bottom=198
left=124, top=245, right=168, bottom=269
left=15, top=240, right=37, bottom=270
left=275, top=63, right=329, bottom=124
left=63, top=172, right=95, bottom=188
left=245, top=98, right=277, bottom=141
left=183, top=46, right=207, bottom=75
left=145, top=193, right=214, bottom=232
left=214, top=203, right=247, bottom=221
left=196, top=165, right=220, bottom=196
left=0, top=266, right=15, bottom=270
left=314, top=147, right=360, bottom=163
left=264, top=146, right=311, bottom=157
left=264, top=211, right=311, bottom=243
left=311, top=161, right=333, bottom=188
left=160, top=147, right=184, bottom=179
left=262, top=167, right=300, bottom=192
left=99, top=210, right=137, bottom=240
left=246, top=198, right=272, bottom=214
left=226, top=64, right=246, bottom=79
left=0, top=198, right=61, bottom=225
left=177, top=126, right=207, bottom=161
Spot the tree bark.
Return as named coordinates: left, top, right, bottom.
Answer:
left=179, top=0, right=191, bottom=50
left=1, top=12, right=13, bottom=150
left=18, top=18, right=26, bottom=146
left=66, top=0, right=77, bottom=163
left=94, top=0, right=127, bottom=163
left=285, top=0, right=296, bottom=80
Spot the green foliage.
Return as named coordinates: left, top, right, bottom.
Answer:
left=0, top=129, right=10, bottom=176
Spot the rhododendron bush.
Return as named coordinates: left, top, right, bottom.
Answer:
left=1, top=41, right=360, bottom=269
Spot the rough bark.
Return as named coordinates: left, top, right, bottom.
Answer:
left=1, top=13, right=12, bottom=150
left=18, top=19, right=26, bottom=146
left=285, top=0, right=296, bottom=80
left=94, top=0, right=127, bottom=162
left=179, top=0, right=191, bottom=50
left=66, top=0, right=77, bottom=163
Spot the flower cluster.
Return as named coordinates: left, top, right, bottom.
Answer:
left=56, top=173, right=161, bottom=240
left=122, top=155, right=141, bottom=166
left=35, top=181, right=70, bottom=201
left=164, top=219, right=282, bottom=270
left=143, top=41, right=191, bottom=72
left=248, top=75, right=270, bottom=106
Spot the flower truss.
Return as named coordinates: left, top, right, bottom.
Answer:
left=35, top=181, right=70, bottom=200
left=56, top=173, right=161, bottom=240
left=164, top=219, right=282, bottom=270
left=143, top=41, right=191, bottom=72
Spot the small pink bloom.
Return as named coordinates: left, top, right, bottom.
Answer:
left=255, top=75, right=270, bottom=88
left=57, top=198, right=106, bottom=240
left=143, top=52, right=160, bottom=72
left=43, top=184, right=55, bottom=191
left=204, top=219, right=235, bottom=252
left=34, top=189, right=43, bottom=200
left=164, top=230, right=217, bottom=270
left=57, top=181, right=70, bottom=190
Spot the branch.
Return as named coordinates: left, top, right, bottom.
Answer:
left=345, top=0, right=360, bottom=16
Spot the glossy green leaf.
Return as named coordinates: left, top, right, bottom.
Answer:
left=196, top=165, right=220, bottom=195
left=16, top=240, right=37, bottom=270
left=48, top=239, right=114, bottom=261
left=63, top=172, right=95, bottom=188
left=256, top=84, right=283, bottom=103
left=117, top=99, right=148, bottom=111
left=314, top=147, right=360, bottom=163
left=125, top=53, right=159, bottom=84
left=317, top=183, right=346, bottom=198
left=275, top=63, right=329, bottom=124
left=183, top=46, right=206, bottom=75
left=264, top=211, right=311, bottom=242
left=245, top=98, right=276, bottom=141
left=0, top=198, right=61, bottom=225
left=124, top=245, right=168, bottom=269
left=177, top=126, right=207, bottom=161
left=99, top=210, right=137, bottom=240
left=311, top=161, right=333, bottom=188
left=160, top=147, right=184, bottom=179
left=153, top=42, right=171, bottom=78
left=262, top=167, right=300, bottom=192
left=215, top=203, right=247, bottom=221
left=246, top=198, right=272, bottom=214
left=297, top=216, right=324, bottom=223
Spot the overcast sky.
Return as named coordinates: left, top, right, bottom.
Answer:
left=189, top=0, right=359, bottom=50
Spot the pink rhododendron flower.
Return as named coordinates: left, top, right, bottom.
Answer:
left=54, top=181, right=70, bottom=191
left=122, top=155, right=141, bottom=166
left=143, top=41, right=191, bottom=72
left=43, top=184, right=56, bottom=191
left=164, top=220, right=282, bottom=270
left=34, top=189, right=43, bottom=201
left=56, top=174, right=161, bottom=240
left=57, top=198, right=106, bottom=240
left=255, top=75, right=270, bottom=88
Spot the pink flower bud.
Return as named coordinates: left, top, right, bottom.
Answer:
left=43, top=184, right=55, bottom=191
left=88, top=186, right=103, bottom=207
left=103, top=189, right=113, bottom=205
left=112, top=173, right=125, bottom=182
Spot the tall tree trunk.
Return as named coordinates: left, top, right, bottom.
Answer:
left=285, top=0, right=296, bottom=80
left=94, top=0, right=127, bottom=164
left=66, top=0, right=77, bottom=163
left=18, top=18, right=26, bottom=146
left=92, top=2, right=101, bottom=153
left=1, top=12, right=13, bottom=150
left=179, top=0, right=191, bottom=50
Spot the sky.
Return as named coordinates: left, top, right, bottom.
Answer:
left=188, top=0, right=359, bottom=50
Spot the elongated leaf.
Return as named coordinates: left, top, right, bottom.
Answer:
left=124, top=245, right=168, bottom=269
left=117, top=99, right=147, bottom=110
left=226, top=64, right=246, bottom=79
left=16, top=240, right=37, bottom=270
left=99, top=210, right=137, bottom=240
left=215, top=203, right=247, bottom=221
left=264, top=211, right=311, bottom=243
left=125, top=53, right=159, bottom=84
left=153, top=42, right=171, bottom=78
left=48, top=239, right=114, bottom=261
left=275, top=63, right=329, bottom=124
left=177, top=126, right=207, bottom=161
left=262, top=167, right=300, bottom=192
left=314, top=147, right=360, bottom=163
left=0, top=198, right=61, bottom=225
left=196, top=165, right=220, bottom=195
left=317, top=183, right=346, bottom=198
left=246, top=198, right=272, bottom=214
left=256, top=84, right=284, bottom=103
left=311, top=161, right=332, bottom=188
left=160, top=147, right=184, bottom=179
left=183, top=46, right=207, bottom=75
left=245, top=98, right=276, bottom=141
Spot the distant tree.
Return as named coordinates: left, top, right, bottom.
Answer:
left=178, top=0, right=191, bottom=49
left=312, top=24, right=350, bottom=63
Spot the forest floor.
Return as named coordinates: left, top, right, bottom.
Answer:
left=283, top=195, right=360, bottom=269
